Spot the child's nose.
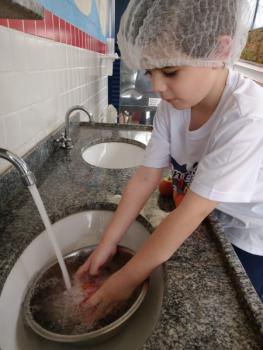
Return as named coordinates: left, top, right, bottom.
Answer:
left=150, top=72, right=167, bottom=93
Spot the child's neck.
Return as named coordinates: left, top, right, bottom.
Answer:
left=190, top=68, right=229, bottom=131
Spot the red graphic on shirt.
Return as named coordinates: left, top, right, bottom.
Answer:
left=171, top=157, right=198, bottom=201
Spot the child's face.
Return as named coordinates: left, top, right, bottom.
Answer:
left=145, top=66, right=222, bottom=110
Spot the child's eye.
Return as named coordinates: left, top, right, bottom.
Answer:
left=144, top=70, right=152, bottom=77
left=162, top=71, right=177, bottom=77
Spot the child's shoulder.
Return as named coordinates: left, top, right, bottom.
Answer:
left=229, top=70, right=263, bottom=120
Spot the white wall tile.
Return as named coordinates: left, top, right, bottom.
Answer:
left=0, top=72, right=29, bottom=115
left=26, top=72, right=43, bottom=105
left=41, top=98, right=58, bottom=130
left=25, top=35, right=41, bottom=71
left=0, top=159, right=9, bottom=173
left=59, top=70, right=67, bottom=94
left=10, top=30, right=28, bottom=72
left=0, top=28, right=110, bottom=174
left=19, top=104, right=45, bottom=143
left=0, top=26, right=13, bottom=72
left=0, top=72, right=13, bottom=115
left=35, top=38, right=49, bottom=71
left=48, top=70, right=60, bottom=98
left=3, top=112, right=23, bottom=150
left=0, top=118, right=7, bottom=148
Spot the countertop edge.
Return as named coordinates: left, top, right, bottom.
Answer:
left=206, top=213, right=263, bottom=335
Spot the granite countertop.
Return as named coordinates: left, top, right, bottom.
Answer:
left=0, top=123, right=263, bottom=349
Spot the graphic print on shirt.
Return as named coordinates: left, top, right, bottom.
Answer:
left=171, top=157, right=198, bottom=194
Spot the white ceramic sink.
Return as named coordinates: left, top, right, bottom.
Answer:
left=0, top=210, right=164, bottom=350
left=118, top=131, right=152, bottom=145
left=82, top=142, right=145, bottom=169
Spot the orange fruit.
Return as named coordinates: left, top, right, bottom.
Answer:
left=173, top=191, right=185, bottom=207
left=159, top=177, right=173, bottom=197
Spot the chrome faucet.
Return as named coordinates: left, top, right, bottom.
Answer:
left=57, top=105, right=93, bottom=149
left=0, top=148, right=36, bottom=186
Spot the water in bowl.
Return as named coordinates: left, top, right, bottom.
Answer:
left=26, top=248, right=141, bottom=335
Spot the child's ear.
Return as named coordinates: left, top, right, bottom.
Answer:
left=210, top=35, right=232, bottom=61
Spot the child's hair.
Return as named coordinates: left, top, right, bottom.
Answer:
left=117, top=0, right=255, bottom=69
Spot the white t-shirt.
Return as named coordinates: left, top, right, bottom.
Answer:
left=142, top=69, right=263, bottom=255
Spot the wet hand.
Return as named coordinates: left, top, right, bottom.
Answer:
left=81, top=270, right=136, bottom=327
left=76, top=241, right=117, bottom=277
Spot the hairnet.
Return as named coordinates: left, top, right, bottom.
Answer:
left=117, top=0, right=255, bottom=69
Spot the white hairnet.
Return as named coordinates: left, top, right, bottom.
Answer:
left=117, top=0, right=255, bottom=69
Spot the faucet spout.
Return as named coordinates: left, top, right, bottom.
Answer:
left=65, top=105, right=93, bottom=141
left=0, top=148, right=36, bottom=186
left=55, top=105, right=93, bottom=149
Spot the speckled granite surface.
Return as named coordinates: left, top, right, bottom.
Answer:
left=0, top=123, right=262, bottom=349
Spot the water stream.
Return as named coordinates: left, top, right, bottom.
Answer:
left=28, top=184, right=72, bottom=290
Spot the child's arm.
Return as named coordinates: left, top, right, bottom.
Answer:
left=83, top=190, right=218, bottom=325
left=77, top=165, right=163, bottom=276
left=119, top=190, right=218, bottom=285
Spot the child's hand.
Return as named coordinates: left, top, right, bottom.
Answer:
left=76, top=241, right=117, bottom=277
left=81, top=270, right=136, bottom=327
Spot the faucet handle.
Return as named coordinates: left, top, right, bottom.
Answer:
left=64, top=137, right=73, bottom=149
left=55, top=133, right=65, bottom=148
left=55, top=133, right=73, bottom=149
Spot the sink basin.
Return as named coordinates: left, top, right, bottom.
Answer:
left=0, top=210, right=164, bottom=350
left=118, top=131, right=152, bottom=145
left=82, top=141, right=145, bottom=169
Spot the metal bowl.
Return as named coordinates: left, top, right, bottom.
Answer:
left=22, top=245, right=148, bottom=345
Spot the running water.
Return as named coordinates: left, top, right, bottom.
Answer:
left=28, top=185, right=71, bottom=290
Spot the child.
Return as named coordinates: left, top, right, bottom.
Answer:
left=77, top=0, right=263, bottom=323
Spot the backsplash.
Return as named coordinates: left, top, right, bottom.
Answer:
left=0, top=6, right=110, bottom=175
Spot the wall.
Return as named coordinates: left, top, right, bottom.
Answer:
left=0, top=2, right=109, bottom=175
